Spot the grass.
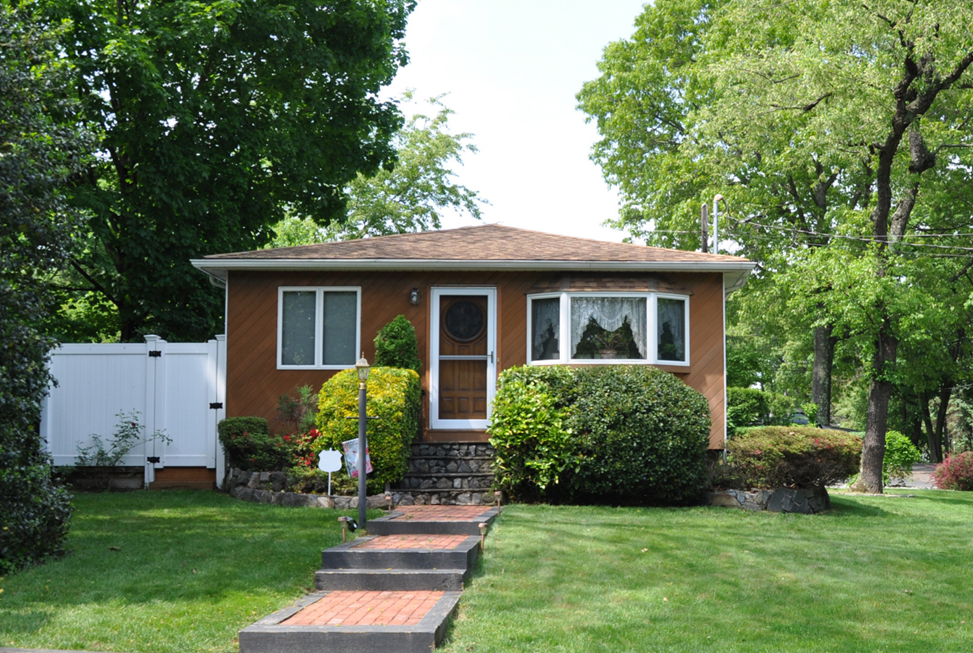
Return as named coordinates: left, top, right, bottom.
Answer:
left=0, top=490, right=373, bottom=653
left=443, top=490, right=973, bottom=653
left=2, top=490, right=972, bottom=653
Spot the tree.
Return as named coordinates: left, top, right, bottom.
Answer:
left=0, top=5, right=83, bottom=572
left=38, top=0, right=415, bottom=341
left=269, top=94, right=484, bottom=246
left=579, top=0, right=973, bottom=492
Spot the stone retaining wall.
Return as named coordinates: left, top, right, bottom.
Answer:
left=224, top=468, right=495, bottom=508
left=707, top=487, right=831, bottom=514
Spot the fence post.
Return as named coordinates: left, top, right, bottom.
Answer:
left=214, top=335, right=227, bottom=488
left=143, top=335, right=167, bottom=485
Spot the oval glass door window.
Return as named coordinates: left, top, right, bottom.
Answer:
left=443, top=299, right=485, bottom=342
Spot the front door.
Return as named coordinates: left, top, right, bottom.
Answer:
left=430, top=288, right=497, bottom=430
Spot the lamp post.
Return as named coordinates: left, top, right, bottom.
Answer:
left=356, top=355, right=370, bottom=531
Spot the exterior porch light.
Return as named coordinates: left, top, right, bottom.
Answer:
left=356, top=355, right=370, bottom=383
left=409, top=287, right=420, bottom=305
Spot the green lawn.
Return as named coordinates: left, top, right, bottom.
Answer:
left=0, top=490, right=366, bottom=653
left=445, top=490, right=973, bottom=653
left=2, top=490, right=971, bottom=653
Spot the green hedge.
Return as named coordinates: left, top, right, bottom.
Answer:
left=218, top=416, right=293, bottom=471
left=726, top=387, right=796, bottom=434
left=0, top=445, right=73, bottom=575
left=488, top=365, right=712, bottom=505
left=725, top=426, right=862, bottom=488
left=313, top=367, right=421, bottom=494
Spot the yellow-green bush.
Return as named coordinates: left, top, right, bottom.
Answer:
left=313, top=367, right=421, bottom=493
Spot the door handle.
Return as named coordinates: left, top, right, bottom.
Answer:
left=489, top=351, right=494, bottom=363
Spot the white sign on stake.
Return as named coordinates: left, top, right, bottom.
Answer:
left=318, top=450, right=342, bottom=496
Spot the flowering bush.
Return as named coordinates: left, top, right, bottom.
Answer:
left=932, top=452, right=973, bottom=491
left=290, top=427, right=325, bottom=468
left=726, top=426, right=862, bottom=488
left=314, top=367, right=421, bottom=494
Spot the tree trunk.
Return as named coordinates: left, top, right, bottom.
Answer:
left=811, top=324, right=835, bottom=426
left=855, top=322, right=897, bottom=493
left=935, top=382, right=953, bottom=460
left=920, top=392, right=942, bottom=464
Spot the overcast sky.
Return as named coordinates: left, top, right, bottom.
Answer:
left=382, top=1, right=648, bottom=243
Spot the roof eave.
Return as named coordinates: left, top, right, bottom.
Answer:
left=190, top=257, right=756, bottom=281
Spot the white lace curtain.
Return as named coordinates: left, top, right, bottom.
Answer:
left=657, top=297, right=686, bottom=361
left=570, top=296, right=647, bottom=359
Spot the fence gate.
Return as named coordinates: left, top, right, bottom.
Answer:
left=40, top=335, right=227, bottom=487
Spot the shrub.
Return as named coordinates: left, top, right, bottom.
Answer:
left=726, top=387, right=796, bottom=434
left=218, top=417, right=293, bottom=471
left=884, top=430, right=922, bottom=483
left=488, top=365, right=712, bottom=505
left=488, top=366, right=575, bottom=501
left=374, top=315, right=421, bottom=373
left=568, top=366, right=711, bottom=504
left=314, top=367, right=421, bottom=494
left=0, top=445, right=73, bottom=575
left=726, top=426, right=863, bottom=489
left=932, top=452, right=973, bottom=491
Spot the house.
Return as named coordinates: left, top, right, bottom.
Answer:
left=191, top=224, right=754, bottom=449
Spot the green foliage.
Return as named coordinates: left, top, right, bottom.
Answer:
left=268, top=94, right=486, bottom=248
left=488, top=367, right=575, bottom=500
left=276, top=385, right=318, bottom=434
left=327, top=93, right=485, bottom=240
left=218, top=417, right=292, bottom=472
left=578, top=0, right=973, bottom=491
left=488, top=365, right=711, bottom=505
left=883, top=430, right=922, bottom=483
left=39, top=0, right=415, bottom=341
left=726, top=387, right=796, bottom=434
left=0, top=4, right=86, bottom=573
left=726, top=427, right=863, bottom=489
left=314, top=367, right=421, bottom=493
left=75, top=412, right=172, bottom=469
left=373, top=315, right=422, bottom=373
left=0, top=444, right=73, bottom=575
left=932, top=452, right=973, bottom=491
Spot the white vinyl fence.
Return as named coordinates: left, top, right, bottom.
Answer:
left=40, top=335, right=227, bottom=486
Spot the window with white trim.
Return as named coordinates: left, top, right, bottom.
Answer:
left=526, top=292, right=690, bottom=366
left=278, top=287, right=360, bottom=369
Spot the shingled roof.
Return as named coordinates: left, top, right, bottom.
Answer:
left=199, top=222, right=748, bottom=262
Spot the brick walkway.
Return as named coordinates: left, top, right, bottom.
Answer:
left=391, top=505, right=494, bottom=521
left=281, top=590, right=444, bottom=626
left=352, top=534, right=468, bottom=550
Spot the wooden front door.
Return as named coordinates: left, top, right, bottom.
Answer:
left=430, top=288, right=497, bottom=430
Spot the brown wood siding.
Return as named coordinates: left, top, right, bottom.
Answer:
left=226, top=270, right=726, bottom=448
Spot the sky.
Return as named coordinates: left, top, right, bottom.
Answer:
left=382, top=1, right=648, bottom=243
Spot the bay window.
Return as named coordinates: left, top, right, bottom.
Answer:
left=527, top=292, right=689, bottom=366
left=278, top=287, right=360, bottom=369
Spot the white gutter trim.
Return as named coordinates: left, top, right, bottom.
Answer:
left=191, top=258, right=757, bottom=280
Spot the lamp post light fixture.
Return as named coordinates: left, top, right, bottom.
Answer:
left=355, top=355, right=370, bottom=531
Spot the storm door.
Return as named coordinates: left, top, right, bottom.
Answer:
left=430, top=288, right=497, bottom=430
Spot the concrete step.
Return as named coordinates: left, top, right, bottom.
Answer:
left=320, top=535, right=480, bottom=571
left=368, top=506, right=499, bottom=536
left=239, top=590, right=461, bottom=653
left=314, top=568, right=469, bottom=591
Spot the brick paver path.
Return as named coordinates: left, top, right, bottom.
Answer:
left=352, top=534, right=467, bottom=550
left=282, top=590, right=444, bottom=626
left=391, top=505, right=493, bottom=521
